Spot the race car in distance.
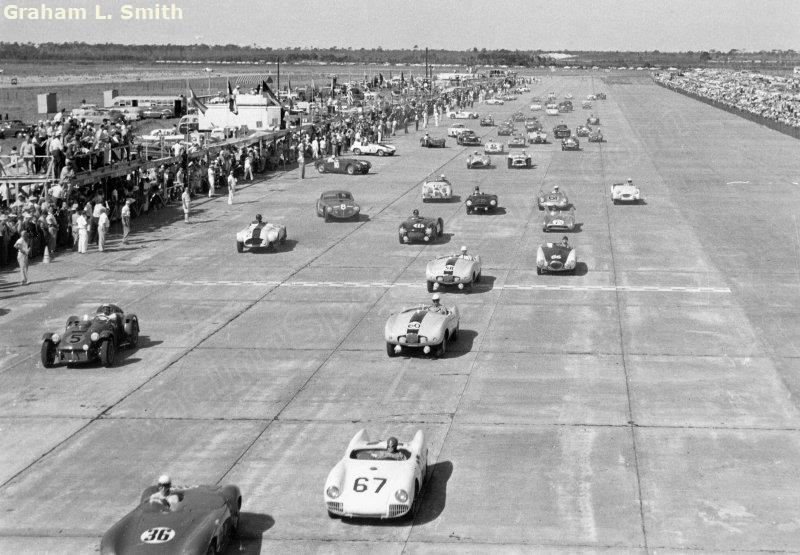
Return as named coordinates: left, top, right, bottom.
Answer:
left=524, top=118, right=543, bottom=131
left=419, top=135, right=446, bottom=148
left=537, top=240, right=577, bottom=274
left=542, top=206, right=577, bottom=232
left=483, top=139, right=505, bottom=154
left=324, top=429, right=428, bottom=518
left=588, top=129, right=605, bottom=142
left=467, top=152, right=492, bottom=169
left=528, top=130, right=548, bottom=144
left=398, top=212, right=444, bottom=243
left=582, top=100, right=592, bottom=109
left=587, top=115, right=600, bottom=125
left=515, top=86, right=530, bottom=93
left=537, top=187, right=570, bottom=210
left=595, top=92, right=607, bottom=100
left=236, top=216, right=287, bottom=252
left=547, top=92, right=557, bottom=101
left=426, top=249, right=482, bottom=291
left=501, top=93, right=518, bottom=101
left=575, top=124, right=592, bottom=137
left=561, top=136, right=581, bottom=151
left=465, top=188, right=499, bottom=214
left=316, top=190, right=361, bottom=221
left=512, top=111, right=526, bottom=122
left=546, top=107, right=559, bottom=116
left=485, top=97, right=505, bottom=105
left=100, top=483, right=242, bottom=555
left=553, top=123, right=571, bottom=139
left=41, top=304, right=139, bottom=368
left=530, top=103, right=542, bottom=111
left=422, top=177, right=453, bottom=202
left=587, top=94, right=597, bottom=101
left=507, top=150, right=532, bottom=168
left=497, top=123, right=514, bottom=136
left=316, top=155, right=371, bottom=175
left=457, top=131, right=481, bottom=146
left=139, top=105, right=174, bottom=119
left=351, top=141, right=396, bottom=156
left=508, top=134, right=527, bottom=149
left=557, top=102, right=573, bottom=113
left=447, top=123, right=468, bottom=137
left=479, top=115, right=495, bottom=126
left=611, top=181, right=642, bottom=204
left=385, top=299, right=460, bottom=356
left=448, top=110, right=479, bottom=119
left=564, top=93, right=574, bottom=99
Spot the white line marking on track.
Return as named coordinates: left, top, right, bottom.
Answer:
left=726, top=180, right=750, bottom=185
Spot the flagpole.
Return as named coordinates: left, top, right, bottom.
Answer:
left=277, top=58, right=280, bottom=94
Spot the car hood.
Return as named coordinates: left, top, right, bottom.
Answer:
left=539, top=243, right=574, bottom=259
left=386, top=308, right=449, bottom=337
left=544, top=210, right=575, bottom=223
left=330, top=459, right=413, bottom=511
left=426, top=256, right=476, bottom=277
left=400, top=218, right=436, bottom=229
left=613, top=185, right=639, bottom=194
left=467, top=193, right=497, bottom=203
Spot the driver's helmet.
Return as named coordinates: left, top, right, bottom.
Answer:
left=474, top=186, right=480, bottom=193
left=431, top=293, right=441, bottom=306
left=412, top=209, right=419, bottom=217
left=562, top=236, right=570, bottom=246
left=386, top=437, right=399, bottom=450
left=553, top=185, right=560, bottom=191
left=460, top=246, right=468, bottom=255
left=474, top=150, right=479, bottom=155
left=627, top=178, right=633, bottom=184
left=158, top=475, right=171, bottom=488
left=440, top=174, right=446, bottom=180
left=82, top=314, right=90, bottom=322
left=255, top=214, right=263, bottom=222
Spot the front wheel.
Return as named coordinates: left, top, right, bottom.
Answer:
left=352, top=148, right=361, bottom=155
left=377, top=150, right=385, bottom=157
left=387, top=342, right=399, bottom=357
left=316, top=164, right=326, bottom=174
left=437, top=335, right=447, bottom=357
left=100, top=338, right=116, bottom=368
left=427, top=281, right=434, bottom=293
left=41, top=340, right=56, bottom=368
left=129, top=321, right=139, bottom=348
left=324, top=211, right=331, bottom=222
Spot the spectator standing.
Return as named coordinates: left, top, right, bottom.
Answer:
left=45, top=208, right=58, bottom=257
left=14, top=230, right=30, bottom=285
left=76, top=210, right=89, bottom=253
left=181, top=187, right=190, bottom=223
left=20, top=135, right=35, bottom=174
left=69, top=203, right=79, bottom=250
left=90, top=197, right=105, bottom=244
left=227, top=171, right=237, bottom=205
left=207, top=163, right=216, bottom=197
left=297, top=144, right=305, bottom=180
left=244, top=153, right=254, bottom=181
left=121, top=198, right=132, bottom=244
left=97, top=207, right=110, bottom=251
left=49, top=133, right=64, bottom=177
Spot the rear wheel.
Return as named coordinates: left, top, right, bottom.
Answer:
left=100, top=338, right=116, bottom=368
left=426, top=281, right=434, bottom=293
left=316, top=164, right=325, bottom=173
left=352, top=148, right=361, bottom=155
left=387, top=342, right=399, bottom=357
left=129, top=321, right=139, bottom=348
left=437, top=334, right=447, bottom=357
left=236, top=241, right=244, bottom=253
left=41, top=340, right=56, bottom=368
left=346, top=164, right=355, bottom=175
left=377, top=150, right=385, bottom=156
left=475, top=272, right=481, bottom=283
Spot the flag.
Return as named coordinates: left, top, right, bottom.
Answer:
left=379, top=73, right=384, bottom=85
left=227, top=79, right=238, bottom=114
left=261, top=80, right=280, bottom=106
left=401, top=71, right=405, bottom=84
left=188, top=86, right=207, bottom=115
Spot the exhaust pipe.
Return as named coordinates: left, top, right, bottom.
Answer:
left=423, top=346, right=431, bottom=354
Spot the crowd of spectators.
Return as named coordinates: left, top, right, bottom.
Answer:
left=655, top=68, right=800, bottom=128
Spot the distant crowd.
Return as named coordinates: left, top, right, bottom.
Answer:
left=655, top=68, right=800, bottom=128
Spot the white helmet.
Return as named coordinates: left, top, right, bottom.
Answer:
left=460, top=246, right=467, bottom=253
left=440, top=174, right=446, bottom=180
left=432, top=293, right=441, bottom=303
left=158, top=475, right=171, bottom=486
left=627, top=177, right=633, bottom=183
left=553, top=185, right=559, bottom=191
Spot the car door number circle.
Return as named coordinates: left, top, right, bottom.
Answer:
left=141, top=527, right=176, bottom=543
left=408, top=322, right=421, bottom=330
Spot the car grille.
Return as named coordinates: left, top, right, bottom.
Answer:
left=389, top=504, right=409, bottom=518
left=549, top=261, right=564, bottom=270
left=406, top=333, right=419, bottom=344
left=327, top=502, right=343, bottom=514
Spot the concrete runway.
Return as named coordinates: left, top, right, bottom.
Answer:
left=2, top=74, right=800, bottom=553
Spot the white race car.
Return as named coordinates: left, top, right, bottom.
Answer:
left=324, top=429, right=428, bottom=519
left=611, top=182, right=642, bottom=204
left=530, top=103, right=542, bottom=111
left=546, top=107, right=559, bottom=116
left=236, top=219, right=287, bottom=252
left=422, top=178, right=453, bottom=202
left=426, top=252, right=482, bottom=292
left=385, top=302, right=460, bottom=357
left=483, top=139, right=505, bottom=154
left=448, top=110, right=479, bottom=119
left=485, top=98, right=505, bottom=105
left=447, top=124, right=468, bottom=137
left=350, top=141, right=396, bottom=156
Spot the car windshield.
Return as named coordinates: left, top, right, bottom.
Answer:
left=323, top=193, right=352, bottom=200
left=350, top=448, right=411, bottom=460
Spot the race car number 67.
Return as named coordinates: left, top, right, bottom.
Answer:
left=353, top=477, right=387, bottom=493
left=140, top=527, right=175, bottom=543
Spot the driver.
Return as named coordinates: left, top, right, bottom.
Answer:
left=428, top=293, right=445, bottom=313
left=459, top=245, right=469, bottom=258
left=552, top=185, right=560, bottom=194
left=626, top=177, right=633, bottom=185
left=252, top=213, right=266, bottom=226
left=149, top=475, right=182, bottom=508
left=382, top=437, right=406, bottom=460
left=411, top=208, right=421, bottom=219
left=439, top=174, right=449, bottom=183
left=561, top=236, right=570, bottom=248
left=473, top=185, right=480, bottom=194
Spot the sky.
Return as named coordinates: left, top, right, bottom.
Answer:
left=0, top=0, right=798, bottom=51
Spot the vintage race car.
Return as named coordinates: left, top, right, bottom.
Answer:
left=588, top=129, right=605, bottom=142
left=537, top=242, right=577, bottom=274
left=449, top=110, right=479, bottom=119
left=528, top=130, right=548, bottom=144
left=508, top=134, right=527, bottom=148
left=447, top=124, right=468, bottom=137
left=558, top=102, right=573, bottom=113
left=351, top=141, right=396, bottom=156
left=543, top=207, right=576, bottom=232
left=467, top=152, right=492, bottom=169
left=422, top=179, right=453, bottom=202
left=426, top=252, right=482, bottom=291
left=316, top=156, right=371, bottom=175
left=485, top=97, right=505, bottom=105
left=479, top=115, right=495, bottom=126
left=575, top=124, right=592, bottom=137
left=515, top=86, right=530, bottom=93
left=483, top=139, right=505, bottom=154
left=546, top=107, right=559, bottom=116
left=595, top=92, right=607, bottom=100
left=385, top=303, right=460, bottom=356
left=537, top=188, right=570, bottom=210
left=547, top=92, right=557, bottom=101
left=582, top=100, right=592, bottom=109
left=524, top=120, right=543, bottom=132
left=611, top=182, right=641, bottom=203
left=398, top=215, right=444, bottom=243
left=324, top=429, right=428, bottom=518
left=587, top=116, right=600, bottom=125
left=317, top=190, right=361, bottom=221
left=100, top=484, right=241, bottom=555
left=530, top=103, right=543, bottom=111
left=419, top=135, right=446, bottom=148
left=512, top=111, right=526, bottom=122
left=553, top=123, right=571, bottom=139
left=586, top=94, right=597, bottom=101
left=564, top=93, right=573, bottom=99
left=502, top=94, right=518, bottom=101
left=457, top=131, right=482, bottom=146
left=561, top=136, right=581, bottom=151
left=236, top=220, right=287, bottom=252
left=41, top=304, right=139, bottom=368
left=465, top=191, right=499, bottom=214
left=507, top=151, right=532, bottom=168
left=497, top=123, right=514, bottom=136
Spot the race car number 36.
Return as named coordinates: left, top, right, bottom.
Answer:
left=141, top=527, right=176, bottom=543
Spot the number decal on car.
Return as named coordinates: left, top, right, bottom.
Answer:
left=353, top=477, right=387, bottom=493
left=407, top=322, right=421, bottom=330
left=140, top=527, right=176, bottom=544
left=444, top=265, right=455, bottom=271
left=413, top=223, right=425, bottom=229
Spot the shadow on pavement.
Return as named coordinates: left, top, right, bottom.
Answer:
left=225, top=512, right=275, bottom=554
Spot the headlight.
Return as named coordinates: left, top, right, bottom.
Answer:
left=399, top=226, right=407, bottom=233
left=90, top=332, right=100, bottom=342
left=326, top=486, right=340, bottom=499
left=466, top=200, right=472, bottom=206
left=490, top=199, right=496, bottom=205
left=425, top=227, right=432, bottom=235
left=395, top=489, right=408, bottom=503
left=399, top=337, right=406, bottom=343
left=51, top=333, right=61, bottom=343
left=354, top=206, right=360, bottom=212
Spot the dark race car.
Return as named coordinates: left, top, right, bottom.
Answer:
left=512, top=111, right=526, bottom=122
left=508, top=134, right=527, bottom=149
left=595, top=92, right=607, bottom=100
left=465, top=190, right=499, bottom=214
left=479, top=115, right=495, bottom=126
left=537, top=241, right=577, bottom=274
left=419, top=135, right=446, bottom=148
left=588, top=129, right=605, bottom=142
left=315, top=155, right=371, bottom=175
left=41, top=304, right=139, bottom=368
left=587, top=115, right=600, bottom=125
left=561, top=136, right=581, bottom=151
left=497, top=123, right=514, bottom=136
left=140, top=106, right=174, bottom=119
left=457, top=131, right=482, bottom=146
left=575, top=124, right=591, bottom=137
left=316, top=190, right=361, bottom=221
left=100, top=484, right=241, bottom=555
left=553, top=123, right=571, bottom=139
left=398, top=213, right=444, bottom=244
left=558, top=100, right=573, bottom=112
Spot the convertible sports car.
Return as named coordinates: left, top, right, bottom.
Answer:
left=100, top=484, right=241, bottom=555
left=512, top=111, right=526, bottom=122
left=537, top=241, right=577, bottom=274
left=465, top=190, right=499, bottom=214
left=611, top=182, right=642, bottom=203
left=507, top=151, right=532, bottom=168
left=485, top=97, right=505, bottom=105
left=546, top=107, right=559, bottom=116
left=547, top=92, right=557, bottom=101
left=484, top=139, right=505, bottom=154
left=419, top=135, right=446, bottom=148
left=582, top=100, right=592, bottom=109
left=542, top=207, right=576, bottom=232
left=561, top=136, right=581, bottom=151
left=595, top=92, right=607, bottom=100
left=422, top=178, right=453, bottom=202
left=479, top=115, right=495, bottom=126
left=537, top=188, right=570, bottom=210
left=528, top=130, right=548, bottom=144
left=447, top=124, right=468, bottom=137
left=587, top=94, right=597, bottom=101
left=467, top=152, right=492, bottom=169
left=501, top=94, right=518, bottom=101
left=497, top=123, right=514, bottom=136
left=588, top=129, right=605, bottom=142
left=449, top=110, right=479, bottom=119
left=385, top=301, right=460, bottom=356
left=316, top=156, right=371, bottom=175
left=317, top=190, right=361, bottom=221
left=41, top=304, right=139, bottom=368
left=530, top=103, right=543, bottom=111
left=351, top=141, right=396, bottom=156
left=508, top=134, right=527, bottom=148
left=553, top=123, right=571, bottom=139
left=575, top=124, right=592, bottom=137
left=324, top=429, right=428, bottom=518
left=558, top=102, right=573, bottom=113
left=457, top=131, right=482, bottom=146
left=236, top=218, right=287, bottom=252
left=398, top=214, right=444, bottom=243
left=587, top=115, right=600, bottom=125
left=524, top=119, right=543, bottom=132
left=426, top=251, right=482, bottom=291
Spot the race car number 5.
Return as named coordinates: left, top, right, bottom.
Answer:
left=353, top=477, right=387, bottom=493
